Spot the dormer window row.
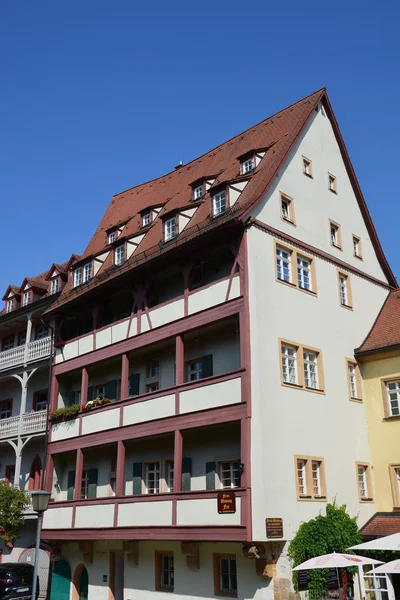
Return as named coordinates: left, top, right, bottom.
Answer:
left=74, top=262, right=92, bottom=288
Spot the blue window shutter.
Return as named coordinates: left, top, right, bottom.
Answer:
left=181, top=457, right=192, bottom=491
left=104, top=379, right=118, bottom=400
left=132, top=462, right=143, bottom=494
left=202, top=355, right=213, bottom=378
left=67, top=391, right=75, bottom=407
left=128, top=374, right=140, bottom=396
left=67, top=470, right=75, bottom=501
left=87, top=386, right=93, bottom=401
left=87, top=468, right=98, bottom=499
left=206, top=461, right=216, bottom=490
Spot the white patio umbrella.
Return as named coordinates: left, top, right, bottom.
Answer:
left=349, top=532, right=400, bottom=551
left=366, top=559, right=400, bottom=574
left=293, top=552, right=382, bottom=571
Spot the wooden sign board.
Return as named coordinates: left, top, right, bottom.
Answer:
left=265, top=518, right=283, bottom=538
left=217, top=492, right=236, bottom=514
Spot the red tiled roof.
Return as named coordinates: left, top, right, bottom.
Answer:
left=356, top=289, right=400, bottom=354
left=45, top=88, right=396, bottom=314
left=360, top=513, right=400, bottom=537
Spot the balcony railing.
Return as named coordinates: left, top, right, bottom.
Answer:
left=0, top=336, right=52, bottom=372
left=0, top=410, right=47, bottom=440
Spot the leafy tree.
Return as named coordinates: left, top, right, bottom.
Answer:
left=288, top=502, right=362, bottom=599
left=0, top=481, right=30, bottom=547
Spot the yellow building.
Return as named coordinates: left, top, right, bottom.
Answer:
left=356, top=290, right=400, bottom=536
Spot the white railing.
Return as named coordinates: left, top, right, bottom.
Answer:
left=0, top=411, right=47, bottom=440
left=0, top=336, right=52, bottom=372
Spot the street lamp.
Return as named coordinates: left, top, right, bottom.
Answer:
left=31, top=490, right=51, bottom=600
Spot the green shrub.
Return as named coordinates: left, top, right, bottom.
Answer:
left=0, top=482, right=30, bottom=546
left=49, top=404, right=80, bottom=422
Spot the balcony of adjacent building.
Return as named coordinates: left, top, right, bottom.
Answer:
left=53, top=243, right=243, bottom=366
left=0, top=313, right=52, bottom=374
left=50, top=317, right=245, bottom=444
left=42, top=423, right=249, bottom=540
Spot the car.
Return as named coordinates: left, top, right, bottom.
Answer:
left=0, top=563, right=39, bottom=599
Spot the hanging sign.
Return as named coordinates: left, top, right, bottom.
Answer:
left=217, top=492, right=236, bottom=514
left=265, top=518, right=284, bottom=538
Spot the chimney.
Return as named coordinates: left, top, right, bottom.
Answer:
left=175, top=161, right=184, bottom=170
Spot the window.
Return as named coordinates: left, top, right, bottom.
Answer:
left=384, top=380, right=400, bottom=417
left=280, top=193, right=295, bottom=225
left=164, top=217, right=176, bottom=241
left=3, top=336, right=14, bottom=351
left=330, top=221, right=342, bottom=249
left=193, top=184, right=204, bottom=200
left=213, top=554, right=237, bottom=598
left=302, top=156, right=312, bottom=177
left=83, top=262, right=91, bottom=283
left=147, top=359, right=160, bottom=378
left=213, top=190, right=227, bottom=217
left=109, top=457, right=116, bottom=496
left=242, top=157, right=254, bottom=174
left=108, top=231, right=116, bottom=244
left=218, top=461, right=240, bottom=489
left=353, top=235, right=362, bottom=259
left=346, top=359, right=362, bottom=401
left=280, top=340, right=324, bottom=392
left=390, top=465, right=400, bottom=507
left=18, top=332, right=26, bottom=346
left=295, top=456, right=327, bottom=500
left=115, top=245, right=125, bottom=266
left=6, top=298, right=14, bottom=313
left=187, top=360, right=202, bottom=381
left=23, top=291, right=31, bottom=306
left=50, top=278, right=59, bottom=294
left=166, top=461, right=174, bottom=492
left=33, top=390, right=47, bottom=412
left=356, top=463, right=373, bottom=501
left=74, top=267, right=83, bottom=287
left=36, top=326, right=48, bottom=340
left=145, top=462, right=160, bottom=494
left=155, top=551, right=174, bottom=592
left=338, top=271, right=352, bottom=309
left=362, top=564, right=390, bottom=600
left=80, top=470, right=89, bottom=499
left=146, top=382, right=160, bottom=393
left=5, top=465, right=15, bottom=486
left=95, top=385, right=105, bottom=400
left=328, top=173, right=337, bottom=193
left=0, top=400, right=12, bottom=419
left=275, top=243, right=317, bottom=295
left=142, top=212, right=151, bottom=227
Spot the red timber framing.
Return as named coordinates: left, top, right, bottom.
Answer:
left=44, top=232, right=253, bottom=541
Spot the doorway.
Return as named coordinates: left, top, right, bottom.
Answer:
left=72, top=564, right=89, bottom=600
left=19, top=546, right=50, bottom=599
left=110, top=551, right=124, bottom=600
left=50, top=560, right=71, bottom=600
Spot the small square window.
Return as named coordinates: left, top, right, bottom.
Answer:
left=146, top=382, right=160, bottom=393
left=108, top=231, right=116, bottom=244
left=280, top=193, right=295, bottom=225
left=330, top=221, right=342, bottom=249
left=213, top=191, right=227, bottom=217
left=353, top=236, right=362, bottom=259
left=115, top=245, right=125, bottom=266
left=142, top=212, right=151, bottom=227
left=302, top=157, right=313, bottom=178
left=164, top=218, right=177, bottom=241
left=242, top=157, right=254, bottom=174
left=187, top=360, right=202, bottom=381
left=356, top=463, right=373, bottom=501
left=338, top=271, right=352, bottom=309
left=193, top=184, right=204, bottom=200
left=218, top=461, right=240, bottom=489
left=328, top=174, right=337, bottom=193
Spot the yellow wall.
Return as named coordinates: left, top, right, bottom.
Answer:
left=361, top=355, right=400, bottom=511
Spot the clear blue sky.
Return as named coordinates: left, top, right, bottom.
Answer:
left=1, top=0, right=399, bottom=292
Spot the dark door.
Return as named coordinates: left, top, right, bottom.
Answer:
left=50, top=560, right=71, bottom=600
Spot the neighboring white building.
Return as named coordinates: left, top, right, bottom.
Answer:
left=35, top=89, right=394, bottom=600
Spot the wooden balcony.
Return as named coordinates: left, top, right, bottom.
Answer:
left=0, top=410, right=47, bottom=440
left=0, top=336, right=52, bottom=372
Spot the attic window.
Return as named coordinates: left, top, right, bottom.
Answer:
left=241, top=156, right=255, bottom=175
left=302, top=157, right=313, bottom=178
left=142, top=212, right=152, bottom=227
left=213, top=190, right=228, bottom=217
left=193, top=184, right=204, bottom=201
left=50, top=278, right=59, bottom=294
left=6, top=298, right=14, bottom=313
left=164, top=217, right=177, bottom=242
left=22, top=290, right=31, bottom=307
left=115, top=245, right=125, bottom=266
left=74, top=263, right=92, bottom=287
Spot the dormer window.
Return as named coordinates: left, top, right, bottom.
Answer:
left=74, top=263, right=91, bottom=287
left=115, top=245, right=125, bottom=266
left=142, top=212, right=151, bottom=227
left=193, top=184, right=204, bottom=201
left=164, top=217, right=177, bottom=242
left=241, top=156, right=255, bottom=174
left=108, top=231, right=116, bottom=244
left=213, top=190, right=227, bottom=217
left=74, top=267, right=83, bottom=287
left=22, top=291, right=31, bottom=307
left=83, top=263, right=91, bottom=282
left=50, top=278, right=59, bottom=294
left=6, top=298, right=14, bottom=313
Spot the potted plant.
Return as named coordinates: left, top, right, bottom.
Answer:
left=49, top=404, right=80, bottom=423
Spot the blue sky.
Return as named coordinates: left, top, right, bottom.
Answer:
left=1, top=0, right=399, bottom=292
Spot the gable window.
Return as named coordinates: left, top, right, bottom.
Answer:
left=218, top=461, right=240, bottom=489
left=356, top=463, right=373, bottom=501
left=23, top=291, right=31, bottom=306
left=74, top=267, right=83, bottom=287
left=330, top=221, right=342, bottom=249
left=346, top=359, right=362, bottom=401
left=328, top=173, right=337, bottom=193
left=83, top=262, right=91, bottom=283
left=280, top=193, right=295, bottom=225
left=108, top=231, right=116, bottom=244
left=390, top=465, right=400, bottom=507
left=338, top=271, right=352, bottom=309
left=155, top=552, right=174, bottom=592
left=213, top=190, right=227, bottom=217
left=3, top=336, right=15, bottom=351
left=385, top=381, right=400, bottom=417
left=295, top=456, right=326, bottom=500
left=281, top=340, right=324, bottom=393
left=0, top=399, right=12, bottom=420
left=275, top=243, right=317, bottom=295
left=241, top=156, right=254, bottom=174
left=115, top=245, right=125, bottom=266
left=50, top=278, right=59, bottom=294
left=193, top=184, right=204, bottom=200
left=302, top=156, right=313, bottom=178
left=142, top=212, right=151, bottom=227
left=164, top=217, right=177, bottom=242
left=6, top=298, right=14, bottom=313
left=353, top=235, right=362, bottom=259
left=213, top=554, right=237, bottom=598
left=144, top=462, right=161, bottom=494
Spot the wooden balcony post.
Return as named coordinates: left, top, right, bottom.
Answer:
left=174, top=430, right=183, bottom=493
left=175, top=335, right=184, bottom=386
left=121, top=354, right=129, bottom=400
left=116, top=440, right=125, bottom=497
left=43, top=453, right=54, bottom=492
left=80, top=367, right=88, bottom=407
left=74, top=448, right=84, bottom=501
left=50, top=373, right=59, bottom=412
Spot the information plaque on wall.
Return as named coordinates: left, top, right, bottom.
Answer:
left=217, top=492, right=236, bottom=514
left=265, top=518, right=284, bottom=538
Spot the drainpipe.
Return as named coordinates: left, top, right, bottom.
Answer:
left=41, top=320, right=54, bottom=488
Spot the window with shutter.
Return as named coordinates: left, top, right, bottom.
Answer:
left=128, top=374, right=140, bottom=396
left=206, top=461, right=216, bottom=490
left=202, top=355, right=213, bottom=378
left=67, top=470, right=75, bottom=501
left=87, top=468, right=98, bottom=499
left=181, top=457, right=192, bottom=491
left=132, top=462, right=143, bottom=494
left=104, top=379, right=118, bottom=400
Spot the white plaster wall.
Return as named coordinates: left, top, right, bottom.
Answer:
left=177, top=497, right=241, bottom=525
left=0, top=377, right=22, bottom=416
left=79, top=333, right=94, bottom=355
left=249, top=108, right=389, bottom=282
left=75, top=503, right=114, bottom=528
left=51, top=418, right=79, bottom=441
left=247, top=226, right=389, bottom=541
left=184, top=324, right=240, bottom=377
left=180, top=377, right=241, bottom=414
left=188, top=276, right=241, bottom=315
left=111, top=320, right=129, bottom=343
left=96, top=327, right=112, bottom=349
left=142, top=298, right=185, bottom=332
left=81, top=407, right=120, bottom=435
left=42, top=506, right=73, bottom=529
left=26, top=370, right=49, bottom=412
left=123, top=394, right=175, bottom=425
left=118, top=500, right=173, bottom=526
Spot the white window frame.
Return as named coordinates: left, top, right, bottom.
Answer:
left=187, top=360, right=202, bottom=381
left=50, top=278, right=59, bottom=294
left=358, top=465, right=368, bottom=499
left=142, top=212, right=151, bottom=227
left=165, top=460, right=174, bottom=492
left=339, top=275, right=348, bottom=305
left=193, top=184, right=204, bottom=200
left=386, top=381, right=400, bottom=417
left=297, top=257, right=311, bottom=291
left=218, top=460, right=240, bottom=489
left=3, top=337, right=14, bottom=351
left=95, top=385, right=105, bottom=400
left=74, top=267, right=83, bottom=287
left=164, top=217, right=176, bottom=241
left=281, top=344, right=297, bottom=385
left=108, top=231, right=116, bottom=244
left=348, top=363, right=357, bottom=398
left=22, top=291, right=31, bottom=306
left=36, top=326, right=48, bottom=340
left=242, top=157, right=254, bottom=174
left=115, top=245, right=125, bottom=266
left=83, top=262, right=91, bottom=283
left=147, top=359, right=160, bottom=378
left=302, top=157, right=312, bottom=176
left=303, top=350, right=318, bottom=389
left=6, top=298, right=14, bottom=313
left=144, top=461, right=161, bottom=494
left=331, top=224, right=338, bottom=246
left=276, top=247, right=292, bottom=283
left=297, top=459, right=307, bottom=496
left=311, top=460, right=322, bottom=496
left=80, top=470, right=90, bottom=499
left=213, top=191, right=227, bottom=217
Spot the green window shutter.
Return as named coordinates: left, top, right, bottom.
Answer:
left=202, top=354, right=213, bottom=378
left=67, top=391, right=75, bottom=407
left=237, top=459, right=242, bottom=487
left=128, top=374, right=140, bottom=396
left=67, top=470, right=75, bottom=501
left=104, top=379, right=118, bottom=400
left=132, top=462, right=143, bottom=495
left=206, top=461, right=216, bottom=490
left=87, top=386, right=93, bottom=401
left=181, top=457, right=192, bottom=491
left=87, top=468, right=98, bottom=499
